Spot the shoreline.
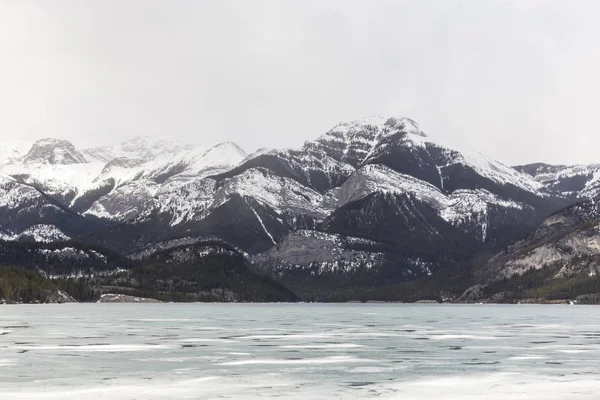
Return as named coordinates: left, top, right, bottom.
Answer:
left=1, top=300, right=596, bottom=305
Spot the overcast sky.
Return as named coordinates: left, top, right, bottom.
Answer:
left=0, top=0, right=599, bottom=165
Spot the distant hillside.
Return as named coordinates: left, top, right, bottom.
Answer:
left=0, top=267, right=77, bottom=304
left=0, top=240, right=297, bottom=303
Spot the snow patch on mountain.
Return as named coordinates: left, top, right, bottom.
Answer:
left=324, top=164, right=447, bottom=210
left=212, top=168, right=327, bottom=217
left=141, top=166, right=330, bottom=228
left=83, top=180, right=158, bottom=221
left=2, top=162, right=105, bottom=200
left=0, top=177, right=41, bottom=208
left=441, top=190, right=524, bottom=241
left=295, top=229, right=379, bottom=245
left=0, top=225, right=70, bottom=242
left=447, top=148, right=546, bottom=195
left=249, top=204, right=277, bottom=245
left=579, top=170, right=600, bottom=199
left=152, top=141, right=246, bottom=184
left=149, top=179, right=216, bottom=226
left=515, top=163, right=600, bottom=199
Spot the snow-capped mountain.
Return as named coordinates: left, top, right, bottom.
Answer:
left=0, top=136, right=247, bottom=222
left=515, top=162, right=600, bottom=200
left=23, top=139, right=88, bottom=165
left=189, top=116, right=564, bottom=253
left=304, top=116, right=547, bottom=197
left=0, top=116, right=583, bottom=297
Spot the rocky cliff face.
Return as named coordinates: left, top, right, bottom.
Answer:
left=477, top=196, right=600, bottom=282
left=454, top=195, right=600, bottom=303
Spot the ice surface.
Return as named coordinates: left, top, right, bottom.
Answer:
left=1, top=304, right=600, bottom=399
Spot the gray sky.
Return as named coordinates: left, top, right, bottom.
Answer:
left=1, top=0, right=599, bottom=165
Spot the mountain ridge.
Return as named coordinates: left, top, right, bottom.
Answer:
left=1, top=116, right=598, bottom=302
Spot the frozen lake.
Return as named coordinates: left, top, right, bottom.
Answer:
left=1, top=304, right=600, bottom=399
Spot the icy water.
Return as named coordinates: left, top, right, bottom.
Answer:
left=1, top=304, right=600, bottom=399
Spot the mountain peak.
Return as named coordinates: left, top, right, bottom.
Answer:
left=301, top=115, right=427, bottom=168
left=326, top=115, right=426, bottom=138
left=209, top=141, right=246, bottom=155
left=384, top=117, right=425, bottom=137
left=23, top=138, right=87, bottom=165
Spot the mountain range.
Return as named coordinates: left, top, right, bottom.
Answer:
left=1, top=115, right=599, bottom=303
